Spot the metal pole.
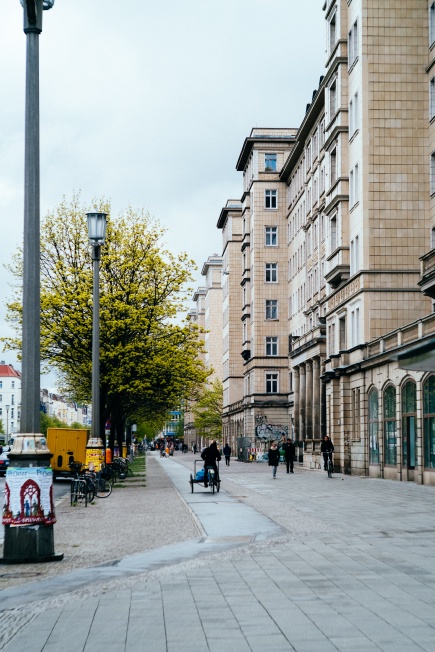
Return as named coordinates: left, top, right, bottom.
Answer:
left=21, top=9, right=41, bottom=435
left=91, top=245, right=101, bottom=442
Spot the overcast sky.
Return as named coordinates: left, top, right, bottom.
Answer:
left=0, top=0, right=325, bottom=387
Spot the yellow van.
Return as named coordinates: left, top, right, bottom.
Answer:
left=47, top=428, right=90, bottom=478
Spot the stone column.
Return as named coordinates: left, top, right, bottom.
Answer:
left=306, top=361, right=313, bottom=439
left=313, top=357, right=320, bottom=439
left=293, top=367, right=300, bottom=441
left=300, top=365, right=306, bottom=441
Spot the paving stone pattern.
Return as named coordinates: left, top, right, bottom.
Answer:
left=1, top=454, right=435, bottom=651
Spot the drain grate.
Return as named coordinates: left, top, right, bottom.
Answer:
left=0, top=572, right=43, bottom=578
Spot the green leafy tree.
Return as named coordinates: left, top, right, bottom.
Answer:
left=0, top=418, right=4, bottom=435
left=4, top=194, right=209, bottom=447
left=40, top=412, right=69, bottom=436
left=192, top=379, right=223, bottom=442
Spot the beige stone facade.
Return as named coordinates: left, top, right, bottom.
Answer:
left=196, top=0, right=435, bottom=482
left=184, top=257, right=223, bottom=448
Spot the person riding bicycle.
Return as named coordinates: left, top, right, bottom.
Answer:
left=320, top=435, right=334, bottom=471
left=201, top=441, right=221, bottom=487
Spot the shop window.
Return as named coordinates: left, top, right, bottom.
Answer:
left=368, top=388, right=379, bottom=463
left=424, top=376, right=435, bottom=469
left=402, top=381, right=417, bottom=469
left=384, top=385, right=397, bottom=465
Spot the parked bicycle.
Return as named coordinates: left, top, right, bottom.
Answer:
left=69, top=462, right=90, bottom=506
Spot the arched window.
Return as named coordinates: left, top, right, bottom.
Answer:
left=402, top=381, right=416, bottom=469
left=384, top=385, right=397, bottom=465
left=423, top=376, right=435, bottom=469
left=369, top=389, right=379, bottom=463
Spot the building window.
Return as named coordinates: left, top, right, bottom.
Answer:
left=431, top=152, right=435, bottom=195
left=384, top=385, right=397, bottom=466
left=11, top=408, right=14, bottom=419
left=350, top=303, right=360, bottom=347
left=369, top=388, right=379, bottom=464
left=11, top=395, right=14, bottom=405
left=431, top=78, right=435, bottom=121
left=329, top=81, right=337, bottom=119
left=329, top=11, right=336, bottom=53
left=424, top=376, right=435, bottom=469
left=348, top=20, right=358, bottom=68
left=266, top=372, right=279, bottom=394
left=431, top=227, right=435, bottom=250
left=0, top=381, right=2, bottom=388
left=349, top=92, right=359, bottom=137
left=265, top=153, right=277, bottom=171
left=266, top=337, right=278, bottom=356
left=430, top=2, right=435, bottom=47
left=11, top=381, right=15, bottom=389
left=352, top=388, right=361, bottom=440
left=330, top=215, right=337, bottom=252
left=402, top=381, right=417, bottom=469
left=339, top=316, right=346, bottom=350
left=265, top=226, right=278, bottom=246
left=265, top=299, right=278, bottom=320
left=330, top=149, right=337, bottom=185
left=265, top=263, right=278, bottom=283
left=265, top=190, right=277, bottom=209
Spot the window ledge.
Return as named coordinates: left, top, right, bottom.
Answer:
left=348, top=56, right=359, bottom=75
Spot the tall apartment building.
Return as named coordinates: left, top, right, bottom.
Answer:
left=214, top=0, right=435, bottom=484
left=184, top=257, right=223, bottom=447
left=217, top=201, right=244, bottom=451
left=219, top=129, right=297, bottom=458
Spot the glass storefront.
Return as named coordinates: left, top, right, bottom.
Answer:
left=402, top=381, right=416, bottom=469
left=424, top=376, right=435, bottom=469
left=369, top=389, right=379, bottom=464
left=384, top=385, right=396, bottom=465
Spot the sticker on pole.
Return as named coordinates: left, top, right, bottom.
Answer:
left=2, top=467, right=56, bottom=526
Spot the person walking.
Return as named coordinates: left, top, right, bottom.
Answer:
left=223, top=442, right=231, bottom=466
left=283, top=438, right=296, bottom=474
left=268, top=441, right=280, bottom=479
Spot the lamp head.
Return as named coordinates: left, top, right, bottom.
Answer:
left=86, top=212, right=108, bottom=245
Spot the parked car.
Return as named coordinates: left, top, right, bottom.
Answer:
left=0, top=449, right=10, bottom=475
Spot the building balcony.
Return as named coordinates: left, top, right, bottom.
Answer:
left=419, top=249, right=435, bottom=299
left=324, top=247, right=349, bottom=289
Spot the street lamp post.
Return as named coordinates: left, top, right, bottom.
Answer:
left=5, top=405, right=10, bottom=440
left=1, top=0, right=63, bottom=564
left=86, top=212, right=108, bottom=455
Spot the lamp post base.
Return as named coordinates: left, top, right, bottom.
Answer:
left=1, top=524, right=64, bottom=564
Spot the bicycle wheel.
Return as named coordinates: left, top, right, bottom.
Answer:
left=86, top=477, right=96, bottom=502
left=70, top=479, right=77, bottom=505
left=95, top=477, right=112, bottom=498
left=190, top=474, right=194, bottom=493
left=76, top=479, right=87, bottom=506
left=217, top=481, right=220, bottom=493
left=209, top=470, right=215, bottom=494
left=327, top=460, right=333, bottom=478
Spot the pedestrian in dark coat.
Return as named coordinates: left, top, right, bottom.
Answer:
left=223, top=443, right=231, bottom=466
left=268, top=442, right=280, bottom=479
left=282, top=439, right=295, bottom=474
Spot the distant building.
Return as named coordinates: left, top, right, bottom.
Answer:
left=0, top=362, right=21, bottom=437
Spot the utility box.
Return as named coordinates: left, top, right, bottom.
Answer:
left=47, top=428, right=90, bottom=478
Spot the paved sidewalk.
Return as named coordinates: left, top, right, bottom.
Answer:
left=2, top=454, right=435, bottom=651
